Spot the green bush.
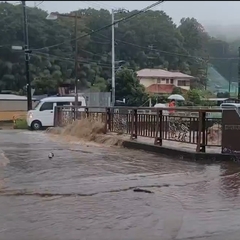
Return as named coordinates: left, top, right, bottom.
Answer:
left=14, top=118, right=28, bottom=129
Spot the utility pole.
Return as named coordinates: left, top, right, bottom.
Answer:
left=22, top=1, right=32, bottom=110
left=228, top=59, right=232, bottom=95
left=46, top=11, right=80, bottom=115
left=111, top=9, right=115, bottom=107
left=238, top=47, right=240, bottom=99
left=74, top=12, right=79, bottom=116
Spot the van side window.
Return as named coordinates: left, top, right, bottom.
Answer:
left=56, top=102, right=70, bottom=106
left=40, top=102, right=54, bottom=111
left=70, top=101, right=82, bottom=106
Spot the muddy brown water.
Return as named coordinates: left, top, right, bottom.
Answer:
left=0, top=130, right=240, bottom=240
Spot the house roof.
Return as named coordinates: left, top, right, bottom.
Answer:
left=137, top=68, right=194, bottom=79
left=146, top=84, right=188, bottom=94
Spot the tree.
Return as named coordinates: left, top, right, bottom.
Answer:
left=178, top=18, right=208, bottom=53
left=217, top=92, right=230, bottom=98
left=115, top=68, right=148, bottom=106
left=186, top=89, right=201, bottom=105
left=171, top=87, right=182, bottom=95
left=0, top=2, right=235, bottom=97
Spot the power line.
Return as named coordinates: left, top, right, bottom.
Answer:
left=32, top=52, right=136, bottom=73
left=78, top=48, right=109, bottom=58
left=35, top=1, right=44, bottom=8
left=33, top=36, right=239, bottom=67
left=32, top=1, right=164, bottom=51
left=82, top=20, right=237, bottom=61
left=114, top=39, right=240, bottom=61
left=31, top=52, right=112, bottom=67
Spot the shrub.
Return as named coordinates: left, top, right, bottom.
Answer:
left=14, top=118, right=28, bottom=129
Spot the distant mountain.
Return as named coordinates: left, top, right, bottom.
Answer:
left=205, top=24, right=240, bottom=42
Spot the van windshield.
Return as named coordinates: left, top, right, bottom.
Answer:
left=34, top=101, right=42, bottom=110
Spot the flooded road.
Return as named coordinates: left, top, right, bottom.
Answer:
left=0, top=130, right=240, bottom=240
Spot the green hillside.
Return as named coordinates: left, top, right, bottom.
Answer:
left=207, top=65, right=237, bottom=95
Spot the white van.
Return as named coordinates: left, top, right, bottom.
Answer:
left=27, top=96, right=86, bottom=130
left=220, top=103, right=240, bottom=109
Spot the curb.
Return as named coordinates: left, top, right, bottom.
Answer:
left=122, top=140, right=239, bottom=163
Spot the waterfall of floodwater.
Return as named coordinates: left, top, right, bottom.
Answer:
left=46, top=119, right=124, bottom=146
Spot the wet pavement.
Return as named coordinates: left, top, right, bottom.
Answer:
left=0, top=130, right=240, bottom=239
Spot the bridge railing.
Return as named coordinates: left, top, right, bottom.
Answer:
left=53, top=106, right=222, bottom=153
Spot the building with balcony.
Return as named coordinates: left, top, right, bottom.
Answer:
left=137, top=68, right=195, bottom=95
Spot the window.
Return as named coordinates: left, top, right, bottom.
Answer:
left=70, top=101, right=82, bottom=106
left=157, top=78, right=161, bottom=83
left=40, top=102, right=54, bottom=111
left=34, top=101, right=41, bottom=110
left=178, top=80, right=184, bottom=86
left=178, top=80, right=190, bottom=86
left=56, top=102, right=70, bottom=106
left=170, top=79, right=174, bottom=84
left=166, top=79, right=169, bottom=84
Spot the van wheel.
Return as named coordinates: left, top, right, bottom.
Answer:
left=31, top=120, right=42, bottom=131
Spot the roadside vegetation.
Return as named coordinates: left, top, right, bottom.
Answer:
left=13, top=118, right=28, bottom=129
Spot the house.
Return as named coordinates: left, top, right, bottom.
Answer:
left=137, top=68, right=195, bottom=95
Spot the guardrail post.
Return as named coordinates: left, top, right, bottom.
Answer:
left=71, top=106, right=75, bottom=121
left=105, top=107, right=111, bottom=131
left=131, top=109, right=138, bottom=139
left=85, top=107, right=89, bottom=119
left=196, top=110, right=203, bottom=152
left=53, top=106, right=58, bottom=127
left=55, top=106, right=63, bottom=127
left=200, top=111, right=206, bottom=152
left=154, top=109, right=163, bottom=145
left=130, top=109, right=134, bottom=139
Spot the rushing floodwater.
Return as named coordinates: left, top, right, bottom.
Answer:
left=0, top=130, right=240, bottom=240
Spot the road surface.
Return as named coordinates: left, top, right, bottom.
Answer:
left=0, top=130, right=240, bottom=240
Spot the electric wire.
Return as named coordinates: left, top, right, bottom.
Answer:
left=31, top=1, right=164, bottom=51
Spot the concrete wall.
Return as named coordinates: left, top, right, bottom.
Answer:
left=0, top=100, right=37, bottom=111
left=0, top=100, right=38, bottom=121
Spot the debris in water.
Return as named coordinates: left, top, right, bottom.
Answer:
left=48, top=152, right=54, bottom=159
left=133, top=188, right=154, bottom=194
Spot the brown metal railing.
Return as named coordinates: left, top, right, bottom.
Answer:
left=54, top=106, right=222, bottom=153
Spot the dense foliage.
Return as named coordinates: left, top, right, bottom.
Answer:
left=0, top=2, right=237, bottom=103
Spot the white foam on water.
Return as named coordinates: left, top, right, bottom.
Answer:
left=0, top=151, right=10, bottom=167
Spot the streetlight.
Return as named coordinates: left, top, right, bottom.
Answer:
left=46, top=12, right=80, bottom=118
left=111, top=9, right=127, bottom=106
left=111, top=9, right=115, bottom=107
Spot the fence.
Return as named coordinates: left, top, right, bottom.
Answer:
left=54, top=106, right=222, bottom=153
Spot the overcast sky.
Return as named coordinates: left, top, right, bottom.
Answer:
left=23, top=1, right=240, bottom=26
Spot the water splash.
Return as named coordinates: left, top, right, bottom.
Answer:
left=46, top=119, right=124, bottom=146
left=0, top=151, right=10, bottom=167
